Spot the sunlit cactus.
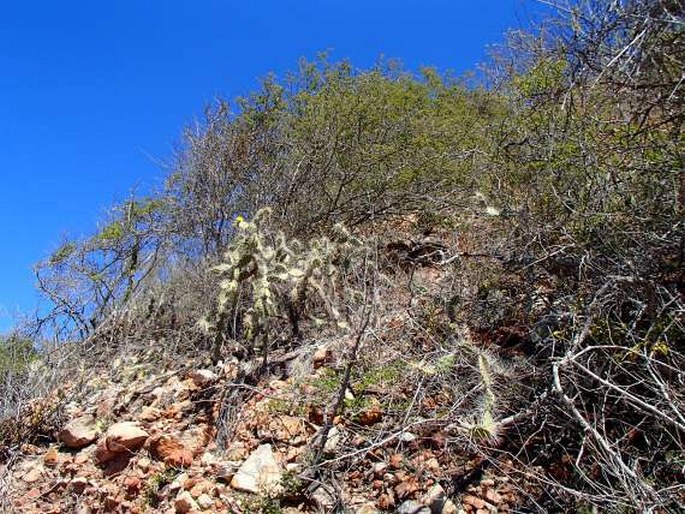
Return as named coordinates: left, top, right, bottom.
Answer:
left=202, top=208, right=355, bottom=361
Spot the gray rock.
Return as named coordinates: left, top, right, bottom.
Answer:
left=397, top=500, right=431, bottom=514
left=311, top=486, right=336, bottom=509
left=422, top=484, right=447, bottom=514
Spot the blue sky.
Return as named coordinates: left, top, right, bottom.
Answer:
left=0, top=1, right=541, bottom=334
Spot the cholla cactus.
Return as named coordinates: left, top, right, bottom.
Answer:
left=203, top=208, right=356, bottom=362
left=458, top=349, right=501, bottom=443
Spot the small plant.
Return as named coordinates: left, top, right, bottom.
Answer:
left=280, top=470, right=305, bottom=499
left=239, top=492, right=283, bottom=514
left=459, top=351, right=501, bottom=443
left=143, top=467, right=179, bottom=508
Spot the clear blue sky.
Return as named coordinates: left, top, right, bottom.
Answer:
left=0, top=0, right=542, bottom=334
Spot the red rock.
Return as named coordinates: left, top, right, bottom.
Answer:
left=94, top=439, right=117, bottom=465
left=394, top=478, right=419, bottom=500
left=485, top=489, right=502, bottom=504
left=149, top=435, right=193, bottom=468
left=124, top=475, right=141, bottom=496
left=389, top=453, right=404, bottom=469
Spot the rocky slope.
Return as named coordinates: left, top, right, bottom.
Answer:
left=3, top=336, right=527, bottom=513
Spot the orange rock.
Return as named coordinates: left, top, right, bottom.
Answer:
left=149, top=435, right=193, bottom=468
left=356, top=399, right=383, bottom=426
left=463, top=495, right=486, bottom=509
left=44, top=447, right=59, bottom=467
left=389, top=453, right=404, bottom=469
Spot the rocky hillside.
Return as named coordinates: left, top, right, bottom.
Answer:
left=2, top=2, right=683, bottom=512
left=4, top=331, right=526, bottom=514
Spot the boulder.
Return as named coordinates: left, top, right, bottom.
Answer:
left=59, top=415, right=99, bottom=449
left=105, top=422, right=149, bottom=453
left=95, top=422, right=149, bottom=464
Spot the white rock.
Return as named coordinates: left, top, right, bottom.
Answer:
left=196, top=493, right=214, bottom=510
left=230, top=444, right=282, bottom=494
left=189, top=369, right=217, bottom=387
left=398, top=431, right=417, bottom=443
left=169, top=472, right=189, bottom=493
left=397, top=500, right=431, bottom=514
left=372, top=462, right=388, bottom=476
left=324, top=426, right=342, bottom=453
